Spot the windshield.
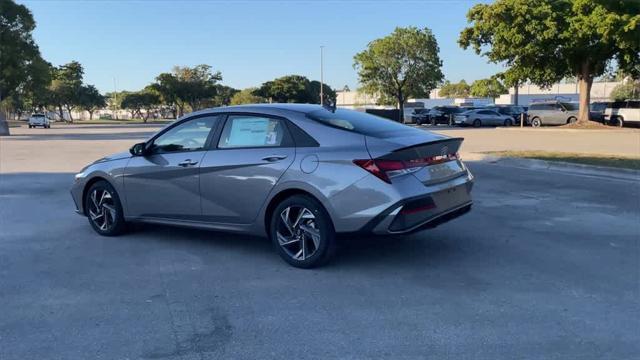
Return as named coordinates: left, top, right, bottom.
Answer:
left=307, top=109, right=412, bottom=137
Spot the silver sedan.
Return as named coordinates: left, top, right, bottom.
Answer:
left=71, top=104, right=474, bottom=268
left=454, top=109, right=515, bottom=127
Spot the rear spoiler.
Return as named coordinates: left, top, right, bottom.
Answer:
left=378, top=137, right=464, bottom=161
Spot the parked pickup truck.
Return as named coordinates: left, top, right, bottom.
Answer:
left=28, top=113, right=51, bottom=128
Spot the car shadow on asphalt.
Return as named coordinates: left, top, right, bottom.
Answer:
left=126, top=222, right=460, bottom=269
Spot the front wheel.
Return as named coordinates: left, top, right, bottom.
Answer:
left=567, top=117, right=577, bottom=124
left=531, top=117, right=542, bottom=127
left=270, top=195, right=335, bottom=268
left=472, top=119, right=482, bottom=127
left=503, top=119, right=512, bottom=127
left=85, top=180, right=127, bottom=236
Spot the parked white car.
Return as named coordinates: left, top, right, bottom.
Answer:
left=604, top=100, right=640, bottom=127
left=28, top=114, right=51, bottom=128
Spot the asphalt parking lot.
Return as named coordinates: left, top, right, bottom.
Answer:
left=1, top=125, right=639, bottom=359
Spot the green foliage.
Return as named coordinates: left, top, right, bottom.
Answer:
left=459, top=0, right=640, bottom=122
left=469, top=78, right=508, bottom=99
left=151, top=65, right=222, bottom=116
left=0, top=0, right=47, bottom=102
left=213, top=85, right=239, bottom=107
left=255, top=75, right=309, bottom=103
left=120, top=89, right=161, bottom=121
left=610, top=81, right=640, bottom=101
left=77, top=85, right=106, bottom=119
left=439, top=80, right=470, bottom=98
left=48, top=61, right=84, bottom=121
left=230, top=88, right=267, bottom=105
left=254, top=75, right=335, bottom=104
left=353, top=26, right=444, bottom=121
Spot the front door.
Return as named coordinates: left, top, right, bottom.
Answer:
left=199, top=114, right=295, bottom=224
left=123, top=115, right=220, bottom=220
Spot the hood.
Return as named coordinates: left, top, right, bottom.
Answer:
left=93, top=151, right=132, bottom=164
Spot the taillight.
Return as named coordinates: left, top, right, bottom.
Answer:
left=354, top=153, right=459, bottom=183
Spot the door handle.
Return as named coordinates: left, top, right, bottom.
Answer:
left=178, top=159, right=198, bottom=167
left=262, top=155, right=288, bottom=162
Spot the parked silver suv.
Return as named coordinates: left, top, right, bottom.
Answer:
left=527, top=101, right=578, bottom=127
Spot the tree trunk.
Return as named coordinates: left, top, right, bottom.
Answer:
left=88, top=110, right=94, bottom=120
left=577, top=64, right=593, bottom=124
left=64, top=105, right=74, bottom=122
left=513, top=82, right=519, bottom=105
left=397, top=89, right=404, bottom=123
left=0, top=107, right=10, bottom=136
left=57, top=105, right=65, bottom=122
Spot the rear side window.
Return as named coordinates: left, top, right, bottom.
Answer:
left=627, top=101, right=640, bottom=108
left=218, top=115, right=290, bottom=148
left=529, top=104, right=542, bottom=110
left=307, top=108, right=413, bottom=136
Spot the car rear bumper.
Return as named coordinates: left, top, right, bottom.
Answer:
left=364, top=180, right=473, bottom=234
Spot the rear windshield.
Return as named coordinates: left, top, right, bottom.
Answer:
left=32, top=114, right=45, bottom=117
left=307, top=109, right=412, bottom=137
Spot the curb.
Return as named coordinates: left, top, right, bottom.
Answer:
left=465, top=153, right=639, bottom=181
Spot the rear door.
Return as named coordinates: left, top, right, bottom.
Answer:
left=199, top=114, right=295, bottom=224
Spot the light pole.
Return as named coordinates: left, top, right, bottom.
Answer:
left=320, top=46, right=324, bottom=106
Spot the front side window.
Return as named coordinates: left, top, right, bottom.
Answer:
left=218, top=115, right=288, bottom=148
left=152, top=116, right=218, bottom=153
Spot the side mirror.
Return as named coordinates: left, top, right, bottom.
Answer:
left=130, top=142, right=148, bottom=156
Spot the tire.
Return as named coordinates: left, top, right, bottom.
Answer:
left=531, top=117, right=542, bottom=128
left=270, top=194, right=336, bottom=268
left=472, top=119, right=481, bottom=128
left=567, top=117, right=577, bottom=124
left=28, top=125, right=32, bottom=128
left=503, top=119, right=512, bottom=127
left=612, top=116, right=624, bottom=127
left=84, top=180, right=127, bottom=236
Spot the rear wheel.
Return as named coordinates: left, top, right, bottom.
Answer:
left=85, top=180, right=127, bottom=236
left=503, top=119, right=512, bottom=127
left=612, top=116, right=624, bottom=127
left=270, top=195, right=335, bottom=268
left=472, top=119, right=481, bottom=127
left=531, top=117, right=542, bottom=127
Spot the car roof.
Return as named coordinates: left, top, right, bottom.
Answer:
left=188, top=103, right=326, bottom=118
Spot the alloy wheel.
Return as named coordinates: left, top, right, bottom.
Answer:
left=276, top=206, right=321, bottom=261
left=88, top=188, right=117, bottom=232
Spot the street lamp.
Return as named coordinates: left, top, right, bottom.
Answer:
left=320, top=46, right=324, bottom=106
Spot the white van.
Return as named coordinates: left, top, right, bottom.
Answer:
left=604, top=100, right=640, bottom=127
left=28, top=114, right=50, bottom=128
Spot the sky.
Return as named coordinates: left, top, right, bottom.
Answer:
left=22, top=0, right=502, bottom=93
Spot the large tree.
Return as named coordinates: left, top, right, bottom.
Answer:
left=610, top=81, right=640, bottom=101
left=120, top=89, right=161, bottom=122
left=77, top=85, right=106, bottom=120
left=354, top=26, right=444, bottom=122
left=470, top=78, right=508, bottom=100
left=459, top=0, right=640, bottom=124
left=48, top=61, right=84, bottom=122
left=151, top=65, right=222, bottom=117
left=439, top=80, right=470, bottom=98
left=0, top=0, right=49, bottom=135
left=254, top=75, right=310, bottom=103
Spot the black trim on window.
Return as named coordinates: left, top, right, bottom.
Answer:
left=284, top=120, right=319, bottom=147
left=145, top=114, right=224, bottom=155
